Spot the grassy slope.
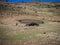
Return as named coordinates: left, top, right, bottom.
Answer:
left=0, top=2, right=60, bottom=45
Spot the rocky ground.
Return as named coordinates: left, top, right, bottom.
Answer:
left=0, top=2, right=60, bottom=45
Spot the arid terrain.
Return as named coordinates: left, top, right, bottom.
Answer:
left=0, top=2, right=60, bottom=45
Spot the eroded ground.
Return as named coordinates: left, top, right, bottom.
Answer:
left=0, top=2, right=60, bottom=45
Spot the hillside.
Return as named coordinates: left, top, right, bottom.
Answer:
left=0, top=2, right=60, bottom=45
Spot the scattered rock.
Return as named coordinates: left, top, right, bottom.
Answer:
left=16, top=23, right=18, bottom=26
left=43, top=32, right=46, bottom=34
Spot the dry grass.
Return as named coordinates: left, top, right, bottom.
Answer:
left=0, top=2, right=60, bottom=45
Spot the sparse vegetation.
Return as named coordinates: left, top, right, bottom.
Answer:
left=0, top=2, right=60, bottom=45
